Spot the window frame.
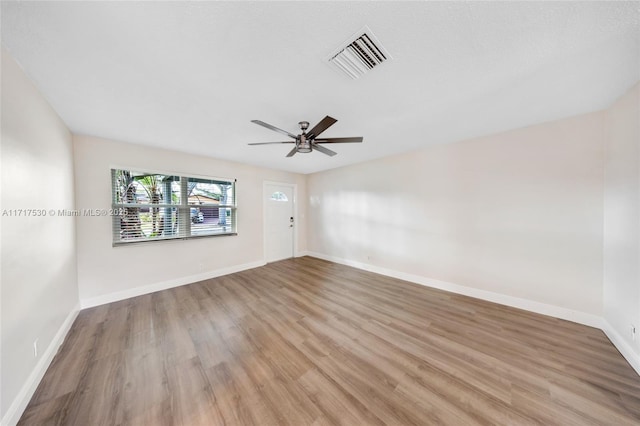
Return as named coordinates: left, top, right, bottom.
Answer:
left=111, top=168, right=237, bottom=246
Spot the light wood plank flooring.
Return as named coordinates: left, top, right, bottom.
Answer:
left=19, top=257, right=640, bottom=425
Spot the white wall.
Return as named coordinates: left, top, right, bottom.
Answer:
left=73, top=135, right=307, bottom=306
left=308, top=111, right=605, bottom=321
left=603, top=82, right=640, bottom=369
left=1, top=48, right=79, bottom=423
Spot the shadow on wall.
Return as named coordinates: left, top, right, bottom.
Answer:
left=315, top=190, right=424, bottom=268
left=311, top=184, right=603, bottom=305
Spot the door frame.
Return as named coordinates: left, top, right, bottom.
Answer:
left=263, top=181, right=298, bottom=262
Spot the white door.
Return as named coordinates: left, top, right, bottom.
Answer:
left=265, top=183, right=295, bottom=262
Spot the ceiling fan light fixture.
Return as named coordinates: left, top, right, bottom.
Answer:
left=296, top=135, right=312, bottom=153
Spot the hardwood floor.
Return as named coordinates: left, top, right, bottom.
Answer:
left=19, top=256, right=640, bottom=425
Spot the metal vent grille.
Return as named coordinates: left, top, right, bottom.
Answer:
left=328, top=26, right=391, bottom=79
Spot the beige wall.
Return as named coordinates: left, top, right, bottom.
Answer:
left=73, top=135, right=307, bottom=305
left=1, top=48, right=79, bottom=421
left=308, top=111, right=605, bottom=318
left=603, top=82, right=640, bottom=363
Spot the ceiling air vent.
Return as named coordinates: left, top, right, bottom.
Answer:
left=328, top=26, right=391, bottom=79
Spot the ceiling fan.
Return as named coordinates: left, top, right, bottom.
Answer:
left=248, top=116, right=363, bottom=157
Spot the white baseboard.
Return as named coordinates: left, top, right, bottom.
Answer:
left=305, top=252, right=604, bottom=329
left=80, top=260, right=266, bottom=309
left=1, top=303, right=80, bottom=426
left=602, top=320, right=640, bottom=375
left=295, top=250, right=310, bottom=258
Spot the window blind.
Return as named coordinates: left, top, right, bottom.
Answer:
left=111, top=169, right=236, bottom=245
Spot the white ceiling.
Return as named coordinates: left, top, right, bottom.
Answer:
left=2, top=1, right=639, bottom=174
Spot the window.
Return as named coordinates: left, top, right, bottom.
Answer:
left=270, top=191, right=288, bottom=202
left=111, top=169, right=236, bottom=245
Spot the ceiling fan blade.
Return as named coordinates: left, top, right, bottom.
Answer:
left=248, top=141, right=295, bottom=145
left=314, top=137, right=363, bottom=143
left=251, top=120, right=297, bottom=139
left=306, top=116, right=338, bottom=139
left=312, top=143, right=337, bottom=157
left=286, top=147, right=298, bottom=157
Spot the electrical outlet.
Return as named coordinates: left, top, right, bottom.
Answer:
left=33, top=339, right=38, bottom=358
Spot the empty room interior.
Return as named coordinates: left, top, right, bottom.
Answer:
left=2, top=1, right=640, bottom=425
